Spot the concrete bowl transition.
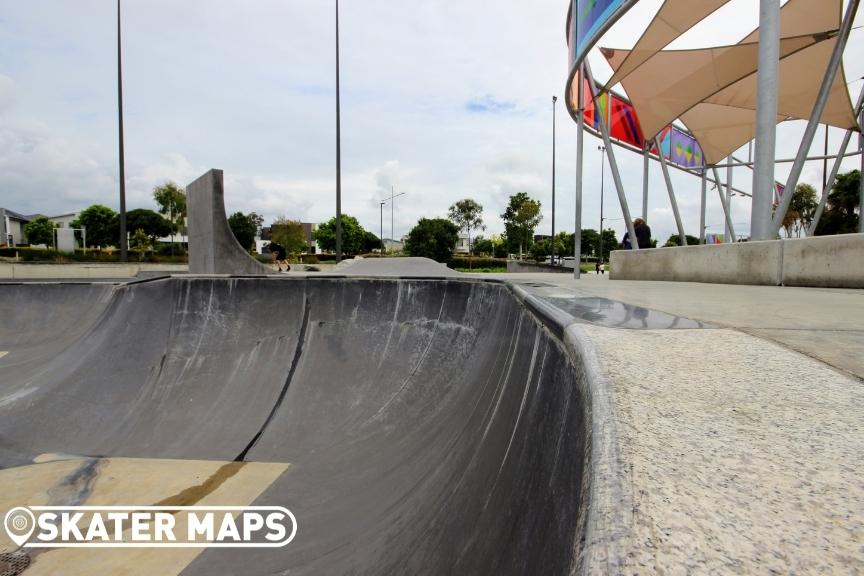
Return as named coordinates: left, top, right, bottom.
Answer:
left=0, top=276, right=603, bottom=575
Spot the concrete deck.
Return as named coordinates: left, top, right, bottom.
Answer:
left=481, top=272, right=864, bottom=573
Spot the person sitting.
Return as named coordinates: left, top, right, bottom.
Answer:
left=634, top=218, right=652, bottom=249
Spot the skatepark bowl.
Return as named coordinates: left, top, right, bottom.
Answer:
left=0, top=276, right=594, bottom=575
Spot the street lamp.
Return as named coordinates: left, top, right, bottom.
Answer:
left=117, top=0, right=127, bottom=262
left=335, top=0, right=342, bottom=262
left=598, top=145, right=606, bottom=264
left=379, top=201, right=386, bottom=252
left=382, top=187, right=405, bottom=250
left=551, top=95, right=557, bottom=265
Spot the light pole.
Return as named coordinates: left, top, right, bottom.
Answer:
left=117, top=0, right=128, bottom=262
left=335, top=0, right=342, bottom=262
left=551, top=95, right=557, bottom=265
left=598, top=145, right=606, bottom=265
left=379, top=201, right=385, bottom=251
left=382, top=187, right=405, bottom=249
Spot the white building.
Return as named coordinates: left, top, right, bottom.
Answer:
left=455, top=233, right=470, bottom=254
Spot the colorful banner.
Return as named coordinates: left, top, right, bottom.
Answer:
left=571, top=0, right=629, bottom=68
left=669, top=129, right=704, bottom=168
left=609, top=94, right=645, bottom=148
left=582, top=78, right=608, bottom=131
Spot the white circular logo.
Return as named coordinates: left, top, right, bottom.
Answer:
left=4, top=507, right=36, bottom=547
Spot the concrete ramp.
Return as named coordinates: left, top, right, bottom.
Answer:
left=0, top=277, right=590, bottom=575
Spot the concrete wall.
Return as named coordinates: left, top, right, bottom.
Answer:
left=0, top=263, right=187, bottom=279
left=610, top=233, right=864, bottom=288
left=187, top=169, right=272, bottom=275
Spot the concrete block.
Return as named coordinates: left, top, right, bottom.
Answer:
left=610, top=241, right=783, bottom=286
left=187, top=169, right=271, bottom=275
left=781, top=233, right=864, bottom=288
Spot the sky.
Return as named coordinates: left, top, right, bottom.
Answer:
left=1, top=0, right=863, bottom=245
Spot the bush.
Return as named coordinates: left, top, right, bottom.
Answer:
left=302, top=255, right=320, bottom=264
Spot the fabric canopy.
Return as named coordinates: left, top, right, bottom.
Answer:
left=598, top=0, right=857, bottom=164
left=604, top=0, right=732, bottom=90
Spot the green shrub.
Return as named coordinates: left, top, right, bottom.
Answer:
left=448, top=256, right=507, bottom=270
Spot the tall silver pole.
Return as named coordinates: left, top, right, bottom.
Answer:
left=598, top=145, right=605, bottom=261
left=380, top=201, right=385, bottom=249
left=117, top=0, right=128, bottom=262
left=750, top=0, right=781, bottom=240
left=725, top=160, right=733, bottom=242
left=551, top=95, right=557, bottom=265
left=823, top=125, right=829, bottom=192
left=335, top=0, right=342, bottom=261
left=808, top=87, right=864, bottom=236
left=657, top=139, right=687, bottom=245
left=391, top=185, right=395, bottom=244
left=712, top=167, right=738, bottom=242
left=584, top=59, right=640, bottom=251
left=772, top=0, right=859, bottom=233
left=573, top=66, right=584, bottom=279
left=699, top=168, right=707, bottom=244
left=859, top=108, right=864, bottom=234
left=642, top=148, right=649, bottom=221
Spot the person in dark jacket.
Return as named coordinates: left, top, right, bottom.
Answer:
left=634, top=218, right=652, bottom=249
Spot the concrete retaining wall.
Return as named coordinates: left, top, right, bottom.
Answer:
left=0, top=263, right=188, bottom=280
left=610, top=233, right=864, bottom=288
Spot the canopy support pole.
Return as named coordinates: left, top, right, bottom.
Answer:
left=656, top=139, right=687, bottom=245
left=726, top=160, right=734, bottom=242
left=751, top=0, right=781, bottom=240
left=771, top=0, right=859, bottom=233
left=712, top=167, right=738, bottom=243
left=574, top=65, right=585, bottom=279
left=584, top=60, right=640, bottom=251
left=642, top=148, right=649, bottom=221
left=859, top=107, right=864, bottom=234
left=808, top=87, right=864, bottom=236
left=700, top=168, right=707, bottom=244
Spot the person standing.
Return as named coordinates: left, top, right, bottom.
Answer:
left=634, top=218, right=652, bottom=249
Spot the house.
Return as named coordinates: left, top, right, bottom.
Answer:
left=0, top=208, right=31, bottom=246
left=48, top=212, right=80, bottom=229
left=383, top=238, right=404, bottom=253
left=257, top=223, right=319, bottom=255
left=455, top=233, right=470, bottom=254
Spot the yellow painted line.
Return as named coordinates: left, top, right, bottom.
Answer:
left=0, top=351, right=7, bottom=359
left=0, top=457, right=290, bottom=575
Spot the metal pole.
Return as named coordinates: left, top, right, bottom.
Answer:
left=584, top=59, right=640, bottom=251
left=808, top=87, right=864, bottom=235
left=380, top=201, right=385, bottom=250
left=551, top=95, right=557, bottom=265
left=772, top=0, right=859, bottom=233
left=573, top=65, right=584, bottom=280
left=335, top=0, right=342, bottom=262
left=859, top=107, right=864, bottom=234
left=700, top=168, right=707, bottom=244
left=598, top=145, right=605, bottom=262
left=391, top=185, right=395, bottom=245
left=726, top=160, right=733, bottom=242
left=117, top=0, right=127, bottom=262
left=642, top=148, right=649, bottom=221
left=750, top=0, right=781, bottom=240
left=823, top=124, right=829, bottom=192
left=712, top=166, right=738, bottom=242
left=656, top=139, right=687, bottom=245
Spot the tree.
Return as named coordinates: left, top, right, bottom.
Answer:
left=227, top=212, right=258, bottom=251
left=153, top=182, right=187, bottom=234
left=271, top=218, right=308, bottom=255
left=362, top=230, right=383, bottom=253
left=130, top=228, right=152, bottom=256
left=404, top=218, right=459, bottom=264
left=501, top=192, right=543, bottom=259
left=777, top=183, right=818, bottom=238
left=248, top=212, right=265, bottom=236
left=71, top=205, right=118, bottom=248
left=598, top=229, right=619, bottom=261
left=126, top=209, right=172, bottom=243
left=448, top=199, right=485, bottom=266
left=580, top=228, right=599, bottom=257
left=663, top=234, right=701, bottom=248
left=314, top=215, right=369, bottom=256
left=815, top=170, right=860, bottom=236
left=23, top=217, right=56, bottom=247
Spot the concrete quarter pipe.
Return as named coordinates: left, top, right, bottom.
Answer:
left=0, top=277, right=592, bottom=575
